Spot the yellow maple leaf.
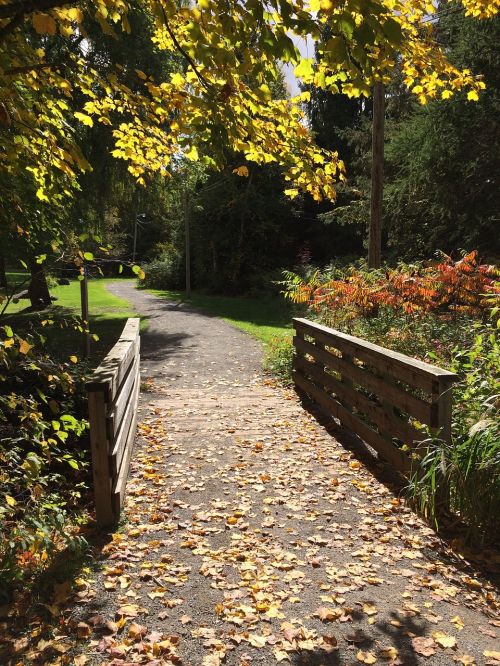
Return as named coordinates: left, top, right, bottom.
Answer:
left=484, top=651, right=500, bottom=660
left=74, top=112, right=94, bottom=127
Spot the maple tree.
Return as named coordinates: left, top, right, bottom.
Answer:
left=0, top=0, right=498, bottom=229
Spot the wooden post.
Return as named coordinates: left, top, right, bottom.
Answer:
left=80, top=268, right=90, bottom=358
left=184, top=189, right=191, bottom=298
left=368, top=82, right=385, bottom=269
left=88, top=390, right=115, bottom=526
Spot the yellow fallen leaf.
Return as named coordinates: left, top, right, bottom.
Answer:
left=483, top=651, right=500, bottom=660
left=432, top=631, right=456, bottom=648
left=380, top=646, right=398, bottom=660
left=454, top=656, right=476, bottom=665
left=357, top=650, right=377, bottom=664
left=363, top=603, right=378, bottom=616
left=74, top=656, right=87, bottom=666
left=451, top=615, right=465, bottom=631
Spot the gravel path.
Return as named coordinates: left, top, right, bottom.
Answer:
left=74, top=283, right=499, bottom=666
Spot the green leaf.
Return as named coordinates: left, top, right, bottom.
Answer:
left=4, top=325, right=13, bottom=338
left=83, top=251, right=94, bottom=261
left=383, top=18, right=403, bottom=45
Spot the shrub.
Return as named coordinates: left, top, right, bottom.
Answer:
left=141, top=253, right=182, bottom=290
left=0, top=327, right=90, bottom=587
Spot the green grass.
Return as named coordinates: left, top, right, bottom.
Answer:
left=146, top=288, right=294, bottom=345
left=1, top=279, right=140, bottom=365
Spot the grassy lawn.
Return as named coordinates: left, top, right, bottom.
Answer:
left=1, top=278, right=140, bottom=365
left=146, top=288, right=295, bottom=345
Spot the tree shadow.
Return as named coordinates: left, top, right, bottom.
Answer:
left=296, top=389, right=500, bottom=587
left=0, top=522, right=115, bottom=664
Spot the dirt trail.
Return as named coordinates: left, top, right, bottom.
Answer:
left=75, top=283, right=499, bottom=665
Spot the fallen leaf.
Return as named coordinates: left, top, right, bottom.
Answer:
left=314, top=606, right=341, bottom=622
left=412, top=636, right=436, bottom=657
left=432, top=631, right=457, bottom=649
left=357, top=650, right=377, bottom=664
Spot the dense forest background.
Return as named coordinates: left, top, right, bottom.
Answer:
left=1, top=6, right=498, bottom=294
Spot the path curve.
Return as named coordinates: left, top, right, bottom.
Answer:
left=79, top=283, right=498, bottom=665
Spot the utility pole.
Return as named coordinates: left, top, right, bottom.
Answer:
left=132, top=215, right=138, bottom=264
left=183, top=188, right=191, bottom=298
left=368, top=82, right=385, bottom=269
left=80, top=266, right=90, bottom=358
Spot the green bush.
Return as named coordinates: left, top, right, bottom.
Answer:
left=263, top=335, right=294, bottom=384
left=141, top=252, right=182, bottom=290
left=0, top=327, right=90, bottom=587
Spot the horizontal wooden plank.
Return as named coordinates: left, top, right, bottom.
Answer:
left=111, top=393, right=139, bottom=516
left=294, top=370, right=413, bottom=475
left=293, top=318, right=457, bottom=392
left=107, top=355, right=140, bottom=439
left=295, top=356, right=424, bottom=448
left=294, top=336, right=433, bottom=425
left=110, top=372, right=140, bottom=479
left=86, top=338, right=136, bottom=401
left=86, top=318, right=140, bottom=401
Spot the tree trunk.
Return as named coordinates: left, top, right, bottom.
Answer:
left=368, top=82, right=385, bottom=269
left=28, top=260, right=51, bottom=309
left=0, top=255, right=7, bottom=288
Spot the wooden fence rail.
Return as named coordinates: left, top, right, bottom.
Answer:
left=86, top=318, right=140, bottom=526
left=292, top=318, right=457, bottom=475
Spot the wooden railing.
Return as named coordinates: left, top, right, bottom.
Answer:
left=86, top=318, right=140, bottom=526
left=293, top=318, right=457, bottom=475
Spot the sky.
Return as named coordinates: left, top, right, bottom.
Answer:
left=282, top=34, right=314, bottom=96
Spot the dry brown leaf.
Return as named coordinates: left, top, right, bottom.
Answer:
left=314, top=606, right=341, bottom=622
left=412, top=636, right=436, bottom=657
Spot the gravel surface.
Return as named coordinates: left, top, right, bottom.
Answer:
left=73, top=282, right=499, bottom=666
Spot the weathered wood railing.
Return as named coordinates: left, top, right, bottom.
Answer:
left=86, top=318, right=140, bottom=526
left=293, top=318, right=457, bottom=475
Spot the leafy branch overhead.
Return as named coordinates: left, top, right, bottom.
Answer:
left=0, top=0, right=498, bottom=211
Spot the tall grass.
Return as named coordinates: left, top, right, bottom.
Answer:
left=408, top=314, right=500, bottom=543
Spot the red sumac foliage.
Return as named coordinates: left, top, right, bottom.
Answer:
left=284, top=252, right=499, bottom=319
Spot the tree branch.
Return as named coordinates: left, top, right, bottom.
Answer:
left=4, top=62, right=51, bottom=74
left=160, top=6, right=212, bottom=92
